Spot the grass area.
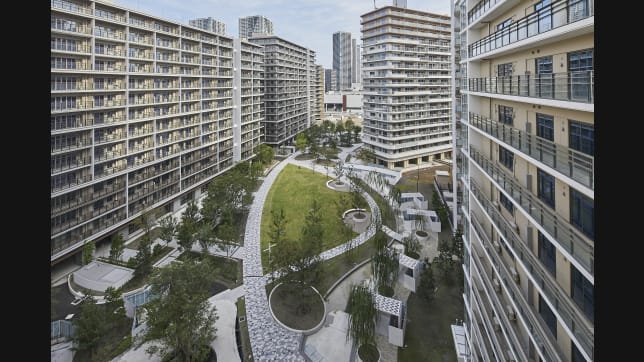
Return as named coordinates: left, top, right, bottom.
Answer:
left=398, top=263, right=464, bottom=362
left=260, top=164, right=358, bottom=269
left=236, top=297, right=254, bottom=362
left=295, top=153, right=316, bottom=160
left=178, top=250, right=242, bottom=289
left=123, top=228, right=161, bottom=250
left=352, top=177, right=397, bottom=231
left=269, top=283, right=325, bottom=331
left=316, top=238, right=376, bottom=296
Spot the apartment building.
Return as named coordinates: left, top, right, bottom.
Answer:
left=239, top=15, right=274, bottom=39
left=360, top=5, right=452, bottom=169
left=352, top=38, right=362, bottom=85
left=315, top=64, right=325, bottom=121
left=452, top=0, right=594, bottom=360
left=333, top=31, right=353, bottom=91
left=50, top=0, right=263, bottom=264
left=189, top=17, right=226, bottom=35
left=249, top=36, right=316, bottom=146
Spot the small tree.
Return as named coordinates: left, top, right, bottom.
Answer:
left=81, top=241, right=95, bottom=265
left=72, top=297, right=106, bottom=360
left=346, top=284, right=378, bottom=359
left=371, top=247, right=399, bottom=296
left=196, top=223, right=214, bottom=254
left=176, top=221, right=196, bottom=252
left=144, top=259, right=218, bottom=361
left=295, top=132, right=308, bottom=153
left=417, top=258, right=436, bottom=302
left=134, top=233, right=153, bottom=277
left=268, top=208, right=288, bottom=278
left=255, top=143, right=275, bottom=165
left=353, top=125, right=362, bottom=143
left=451, top=229, right=464, bottom=262
left=403, top=236, right=422, bottom=259
left=158, top=215, right=178, bottom=247
left=436, top=239, right=456, bottom=278
left=109, top=233, right=125, bottom=261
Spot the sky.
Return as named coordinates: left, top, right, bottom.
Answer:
left=116, top=0, right=451, bottom=69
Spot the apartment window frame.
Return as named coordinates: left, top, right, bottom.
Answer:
left=538, top=294, right=557, bottom=338
left=569, top=120, right=594, bottom=156
left=568, top=49, right=593, bottom=101
left=537, top=169, right=556, bottom=208
left=571, top=265, right=594, bottom=321
left=570, top=188, right=594, bottom=238
left=537, top=231, right=556, bottom=276
left=496, top=18, right=513, bottom=31
left=499, top=192, right=514, bottom=213
left=498, top=105, right=514, bottom=125
left=498, top=145, right=514, bottom=171
left=535, top=55, right=554, bottom=98
left=536, top=113, right=554, bottom=141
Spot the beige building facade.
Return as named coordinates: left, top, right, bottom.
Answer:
left=452, top=0, right=594, bottom=360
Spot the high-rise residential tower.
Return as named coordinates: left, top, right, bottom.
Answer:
left=351, top=39, right=362, bottom=85
left=51, top=0, right=263, bottom=264
left=452, top=0, right=595, bottom=360
left=361, top=6, right=452, bottom=169
left=332, top=31, right=353, bottom=91
left=238, top=15, right=274, bottom=39
left=315, top=65, right=325, bottom=121
left=248, top=36, right=316, bottom=147
left=189, top=17, right=226, bottom=35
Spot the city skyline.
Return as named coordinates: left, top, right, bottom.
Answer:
left=116, top=0, right=450, bottom=68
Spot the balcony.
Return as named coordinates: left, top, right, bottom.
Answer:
left=469, top=178, right=593, bottom=359
left=468, top=0, right=593, bottom=59
left=468, top=71, right=594, bottom=106
left=468, top=112, right=593, bottom=190
left=51, top=0, right=92, bottom=14
left=470, top=214, right=563, bottom=361
left=469, top=146, right=593, bottom=276
left=468, top=0, right=505, bottom=25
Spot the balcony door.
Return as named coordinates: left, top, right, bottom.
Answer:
left=535, top=56, right=553, bottom=98
left=535, top=0, right=553, bottom=33
left=568, top=49, right=593, bottom=102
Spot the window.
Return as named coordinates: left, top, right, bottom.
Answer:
left=570, top=188, right=594, bottom=238
left=535, top=0, right=552, bottom=32
left=498, top=105, right=513, bottom=125
left=539, top=295, right=557, bottom=337
left=538, top=232, right=556, bottom=276
left=497, top=63, right=513, bottom=77
left=536, top=114, right=554, bottom=141
left=569, top=121, right=594, bottom=156
left=537, top=169, right=555, bottom=208
left=499, top=146, right=514, bottom=170
left=535, top=56, right=553, bottom=97
left=496, top=18, right=513, bottom=31
left=499, top=193, right=513, bottom=213
left=572, top=343, right=586, bottom=362
left=569, top=49, right=593, bottom=101
left=571, top=265, right=594, bottom=321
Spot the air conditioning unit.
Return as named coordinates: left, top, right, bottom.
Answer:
left=494, top=240, right=502, bottom=253
left=493, top=278, right=501, bottom=292
left=510, top=267, right=520, bottom=283
left=493, top=317, right=501, bottom=332
left=506, top=305, right=516, bottom=321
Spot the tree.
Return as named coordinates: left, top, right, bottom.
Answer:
left=254, top=143, right=275, bottom=165
left=82, top=241, right=95, bottom=265
left=357, top=147, right=376, bottom=164
left=417, top=258, right=436, bottom=302
left=295, top=132, right=308, bottom=153
left=353, top=125, right=362, bottom=144
left=176, top=221, right=196, bottom=252
left=403, top=236, right=422, bottom=259
left=334, top=160, right=345, bottom=180
left=144, top=259, right=218, bottom=362
left=196, top=223, right=214, bottom=254
left=109, top=233, right=125, bottom=261
left=346, top=284, right=377, bottom=352
left=451, top=229, right=464, bottom=262
left=267, top=208, right=288, bottom=278
left=371, top=247, right=399, bottom=296
left=134, top=234, right=153, bottom=277
left=158, top=215, right=178, bottom=247
left=350, top=190, right=367, bottom=218
left=181, top=200, right=200, bottom=229
left=72, top=297, right=107, bottom=360
left=436, top=239, right=456, bottom=278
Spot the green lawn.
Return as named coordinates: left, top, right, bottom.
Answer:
left=260, top=164, right=358, bottom=269
left=398, top=263, right=464, bottom=361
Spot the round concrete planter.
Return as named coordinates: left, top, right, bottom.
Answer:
left=268, top=282, right=327, bottom=336
left=356, top=343, right=380, bottom=362
left=415, top=230, right=430, bottom=242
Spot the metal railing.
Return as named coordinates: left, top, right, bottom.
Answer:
left=469, top=178, right=593, bottom=358
left=468, top=112, right=594, bottom=190
left=468, top=0, right=504, bottom=25
left=469, top=146, right=594, bottom=276
left=51, top=320, right=75, bottom=340
left=469, top=0, right=593, bottom=58
left=468, top=71, right=594, bottom=104
left=470, top=214, right=563, bottom=361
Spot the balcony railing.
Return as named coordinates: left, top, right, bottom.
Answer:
left=468, top=71, right=594, bottom=104
left=468, top=0, right=504, bottom=25
left=469, top=0, right=593, bottom=58
left=470, top=214, right=563, bottom=361
left=468, top=112, right=594, bottom=190
left=469, top=146, right=594, bottom=276
left=51, top=0, right=92, bottom=14
left=469, top=178, right=594, bottom=358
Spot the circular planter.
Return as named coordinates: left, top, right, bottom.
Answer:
left=357, top=343, right=380, bottom=362
left=268, top=282, right=326, bottom=335
left=378, top=285, right=394, bottom=298
left=352, top=212, right=367, bottom=222
left=415, top=230, right=430, bottom=242
left=405, top=251, right=420, bottom=260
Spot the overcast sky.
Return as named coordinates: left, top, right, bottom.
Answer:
left=116, top=0, right=451, bottom=69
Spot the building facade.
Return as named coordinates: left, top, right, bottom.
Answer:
left=238, top=15, right=274, bottom=39
left=351, top=38, right=362, bottom=85
left=189, top=17, right=226, bottom=35
left=51, top=0, right=263, bottom=264
left=332, top=31, right=353, bottom=91
left=452, top=0, right=594, bottom=360
left=315, top=64, right=325, bottom=121
left=361, top=5, right=452, bottom=169
left=249, top=36, right=316, bottom=146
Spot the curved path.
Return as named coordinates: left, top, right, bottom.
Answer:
left=242, top=152, right=381, bottom=361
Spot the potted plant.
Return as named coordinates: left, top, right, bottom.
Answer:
left=346, top=284, right=380, bottom=362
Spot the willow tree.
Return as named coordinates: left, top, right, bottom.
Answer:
left=346, top=283, right=379, bottom=362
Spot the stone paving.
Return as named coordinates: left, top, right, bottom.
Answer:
left=242, top=152, right=382, bottom=361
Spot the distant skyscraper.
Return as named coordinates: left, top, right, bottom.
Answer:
left=189, top=17, right=226, bottom=35
left=393, top=0, right=407, bottom=8
left=351, top=39, right=361, bottom=85
left=324, top=68, right=333, bottom=92
left=332, top=31, right=352, bottom=91
left=239, top=15, right=274, bottom=38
